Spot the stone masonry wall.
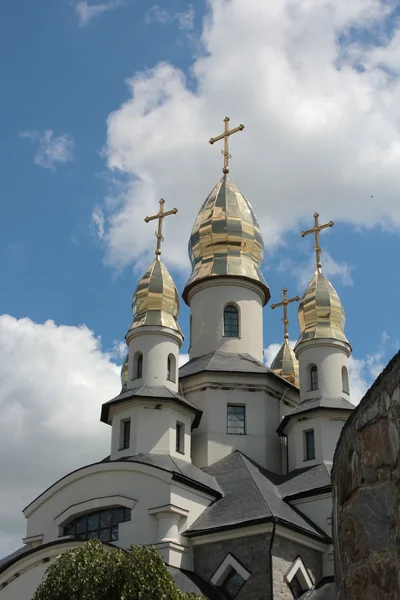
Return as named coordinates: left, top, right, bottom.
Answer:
left=332, top=350, right=400, bottom=600
left=193, top=533, right=272, bottom=600
left=272, top=534, right=322, bottom=599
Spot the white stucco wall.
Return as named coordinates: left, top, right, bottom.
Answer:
left=287, top=412, right=348, bottom=472
left=126, top=327, right=182, bottom=392
left=187, top=278, right=265, bottom=362
left=109, top=401, right=193, bottom=461
left=295, top=339, right=351, bottom=401
left=184, top=380, right=282, bottom=472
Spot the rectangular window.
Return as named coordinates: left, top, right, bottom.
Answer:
left=120, top=419, right=131, bottom=450
left=176, top=422, right=185, bottom=454
left=304, top=429, right=315, bottom=461
left=227, top=405, right=245, bottom=435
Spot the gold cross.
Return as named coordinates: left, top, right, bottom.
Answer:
left=144, top=199, right=178, bottom=256
left=300, top=212, right=334, bottom=269
left=271, top=287, right=300, bottom=339
left=209, top=116, right=245, bottom=174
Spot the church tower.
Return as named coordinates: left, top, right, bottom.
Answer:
left=277, top=214, right=353, bottom=471
left=182, top=118, right=270, bottom=363
left=101, top=200, right=201, bottom=463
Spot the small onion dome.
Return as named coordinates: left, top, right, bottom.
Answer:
left=183, top=174, right=270, bottom=305
left=270, top=339, right=299, bottom=387
left=296, top=270, right=350, bottom=347
left=130, top=257, right=183, bottom=336
left=121, top=354, right=128, bottom=390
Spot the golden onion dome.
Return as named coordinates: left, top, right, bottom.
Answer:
left=182, top=174, right=270, bottom=305
left=296, top=269, right=350, bottom=347
left=121, top=354, right=128, bottom=390
left=270, top=339, right=299, bottom=387
left=130, top=257, right=182, bottom=335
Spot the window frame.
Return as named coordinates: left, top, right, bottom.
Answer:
left=176, top=421, right=185, bottom=454
left=223, top=304, right=240, bottom=338
left=342, top=365, right=349, bottom=394
left=63, top=506, right=131, bottom=543
left=304, top=429, right=316, bottom=461
left=310, top=365, right=318, bottom=391
left=167, top=354, right=176, bottom=383
left=120, top=418, right=131, bottom=450
left=227, top=404, right=246, bottom=435
left=285, top=556, right=314, bottom=598
left=211, top=553, right=251, bottom=599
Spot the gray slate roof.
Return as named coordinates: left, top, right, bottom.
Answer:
left=179, top=350, right=297, bottom=389
left=0, top=546, right=30, bottom=572
left=186, top=451, right=329, bottom=540
left=300, top=581, right=335, bottom=600
left=277, top=396, right=354, bottom=434
left=167, top=566, right=224, bottom=599
left=102, top=453, right=222, bottom=496
left=101, top=385, right=202, bottom=428
left=278, top=463, right=332, bottom=498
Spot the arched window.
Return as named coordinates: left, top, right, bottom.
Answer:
left=310, top=365, right=318, bottom=391
left=342, top=366, right=349, bottom=394
left=63, top=506, right=131, bottom=542
left=224, top=305, right=239, bottom=338
left=167, top=354, right=176, bottom=382
left=132, top=352, right=143, bottom=380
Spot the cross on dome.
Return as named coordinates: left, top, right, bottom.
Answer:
left=300, top=212, right=334, bottom=270
left=144, top=199, right=178, bottom=256
left=271, top=287, right=300, bottom=340
left=209, top=116, right=245, bottom=174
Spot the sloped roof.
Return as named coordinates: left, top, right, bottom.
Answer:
left=277, top=396, right=354, bottom=434
left=278, top=463, right=332, bottom=499
left=167, top=565, right=224, bottom=599
left=0, top=545, right=30, bottom=573
left=101, top=453, right=222, bottom=496
left=101, top=385, right=202, bottom=428
left=300, top=580, right=335, bottom=599
left=186, top=451, right=329, bottom=540
left=179, top=350, right=297, bottom=389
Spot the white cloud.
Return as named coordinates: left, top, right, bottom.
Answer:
left=92, top=206, right=105, bottom=239
left=96, top=0, right=400, bottom=276
left=179, top=353, right=189, bottom=367
left=75, top=0, right=129, bottom=27
left=19, top=130, right=74, bottom=170
left=278, top=251, right=354, bottom=290
left=0, top=315, right=120, bottom=556
left=145, top=5, right=195, bottom=31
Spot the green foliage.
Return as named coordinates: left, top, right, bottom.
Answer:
left=33, top=540, right=203, bottom=600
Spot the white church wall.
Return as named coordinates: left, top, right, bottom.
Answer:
left=287, top=412, right=349, bottom=471
left=186, top=384, right=281, bottom=472
left=290, top=494, right=332, bottom=537
left=296, top=340, right=350, bottom=401
left=188, top=278, right=264, bottom=362
left=109, top=401, right=193, bottom=461
left=126, top=328, right=182, bottom=392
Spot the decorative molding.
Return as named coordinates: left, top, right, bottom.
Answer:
left=148, top=504, right=189, bottom=518
left=190, top=522, right=274, bottom=545
left=275, top=526, right=329, bottom=552
left=211, top=553, right=251, bottom=586
left=54, top=495, right=136, bottom=528
left=285, top=555, right=314, bottom=591
left=21, top=534, right=43, bottom=547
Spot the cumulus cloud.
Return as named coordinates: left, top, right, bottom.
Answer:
left=278, top=252, right=353, bottom=290
left=0, top=316, right=120, bottom=556
left=96, top=0, right=400, bottom=275
left=19, top=130, right=74, bottom=170
left=75, top=0, right=129, bottom=27
left=145, top=5, right=195, bottom=31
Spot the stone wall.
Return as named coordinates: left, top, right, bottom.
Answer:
left=272, top=534, right=322, bottom=599
left=193, top=533, right=272, bottom=600
left=332, top=350, right=400, bottom=600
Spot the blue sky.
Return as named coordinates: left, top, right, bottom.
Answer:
left=1, top=0, right=400, bottom=555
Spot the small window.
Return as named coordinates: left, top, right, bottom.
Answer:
left=342, top=366, right=349, bottom=394
left=136, top=353, right=143, bottom=379
left=63, top=506, right=131, bottom=543
left=310, top=365, right=318, bottom=391
left=288, top=574, right=304, bottom=599
left=304, top=429, right=315, bottom=461
left=220, top=567, right=246, bottom=598
left=176, top=422, right=185, bottom=454
left=227, top=405, right=245, bottom=435
left=120, top=419, right=131, bottom=450
left=285, top=556, right=313, bottom=598
left=224, top=305, right=239, bottom=337
left=167, top=354, right=176, bottom=382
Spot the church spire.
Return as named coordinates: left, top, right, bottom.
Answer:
left=270, top=288, right=300, bottom=387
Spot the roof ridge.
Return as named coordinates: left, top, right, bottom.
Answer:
left=239, top=453, right=282, bottom=510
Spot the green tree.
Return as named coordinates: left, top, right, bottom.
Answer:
left=33, top=540, right=203, bottom=600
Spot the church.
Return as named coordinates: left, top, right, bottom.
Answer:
left=0, top=118, right=355, bottom=600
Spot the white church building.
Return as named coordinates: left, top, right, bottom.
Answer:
left=0, top=119, right=354, bottom=600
